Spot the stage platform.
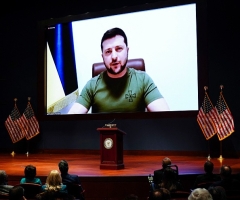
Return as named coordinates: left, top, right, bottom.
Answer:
left=1, top=152, right=240, bottom=200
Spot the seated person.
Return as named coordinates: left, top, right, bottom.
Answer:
left=0, top=170, right=13, bottom=195
left=210, top=165, right=240, bottom=191
left=153, top=157, right=172, bottom=186
left=36, top=190, right=74, bottom=200
left=42, top=170, right=67, bottom=193
left=123, top=194, right=138, bottom=200
left=159, top=167, right=183, bottom=192
left=58, top=160, right=81, bottom=184
left=20, top=164, right=42, bottom=185
left=188, top=188, right=212, bottom=200
left=208, top=186, right=227, bottom=200
left=148, top=188, right=171, bottom=200
left=193, top=161, right=221, bottom=188
left=9, top=185, right=26, bottom=200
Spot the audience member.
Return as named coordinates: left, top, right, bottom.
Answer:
left=9, top=185, right=26, bottom=200
left=159, top=167, right=183, bottom=192
left=193, top=161, right=221, bottom=188
left=41, top=170, right=67, bottom=193
left=235, top=172, right=240, bottom=182
left=20, top=164, right=42, bottom=185
left=59, top=160, right=85, bottom=200
left=58, top=160, right=81, bottom=185
left=36, top=190, right=75, bottom=200
left=208, top=186, right=227, bottom=200
left=153, top=157, right=172, bottom=186
left=0, top=170, right=13, bottom=195
left=188, top=188, right=212, bottom=200
left=148, top=188, right=171, bottom=200
left=210, top=165, right=240, bottom=191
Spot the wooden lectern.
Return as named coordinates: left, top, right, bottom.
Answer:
left=97, top=127, right=126, bottom=170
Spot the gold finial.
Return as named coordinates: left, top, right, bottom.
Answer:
left=14, top=98, right=17, bottom=106
left=207, top=155, right=211, bottom=161
left=218, top=155, right=224, bottom=162
left=204, top=86, right=208, bottom=91
left=11, top=151, right=15, bottom=157
left=220, top=85, right=224, bottom=90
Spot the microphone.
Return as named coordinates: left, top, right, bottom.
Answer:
left=108, top=118, right=115, bottom=124
left=105, top=119, right=116, bottom=128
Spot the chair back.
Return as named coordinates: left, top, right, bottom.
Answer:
left=92, top=58, right=145, bottom=77
left=0, top=192, right=9, bottom=199
left=170, top=190, right=190, bottom=199
left=66, top=184, right=85, bottom=200
left=167, top=165, right=179, bottom=176
left=164, top=165, right=179, bottom=184
left=225, top=190, right=240, bottom=200
left=18, top=183, right=42, bottom=198
left=197, top=181, right=215, bottom=189
left=36, top=190, right=75, bottom=200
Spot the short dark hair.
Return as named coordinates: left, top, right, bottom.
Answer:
left=101, top=27, right=128, bottom=51
left=24, top=165, right=36, bottom=179
left=9, top=186, right=25, bottom=200
left=149, top=188, right=171, bottom=200
left=204, top=161, right=214, bottom=173
left=208, top=186, right=227, bottom=200
left=58, top=160, right=69, bottom=174
left=220, top=165, right=232, bottom=178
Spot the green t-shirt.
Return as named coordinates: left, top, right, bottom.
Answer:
left=76, top=68, right=163, bottom=113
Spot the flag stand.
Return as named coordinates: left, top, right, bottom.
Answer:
left=26, top=140, right=29, bottom=157
left=11, top=143, right=15, bottom=156
left=207, top=140, right=211, bottom=161
left=218, top=141, right=224, bottom=161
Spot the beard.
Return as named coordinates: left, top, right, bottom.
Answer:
left=105, top=57, right=128, bottom=75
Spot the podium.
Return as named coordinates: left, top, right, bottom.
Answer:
left=97, top=127, right=126, bottom=169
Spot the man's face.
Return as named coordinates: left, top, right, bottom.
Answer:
left=102, top=35, right=129, bottom=75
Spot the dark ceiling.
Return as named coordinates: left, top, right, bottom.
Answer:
left=0, top=0, right=162, bottom=20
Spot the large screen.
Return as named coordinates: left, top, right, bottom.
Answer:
left=38, top=0, right=207, bottom=120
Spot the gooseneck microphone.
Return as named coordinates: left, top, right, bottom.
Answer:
left=104, top=119, right=116, bottom=128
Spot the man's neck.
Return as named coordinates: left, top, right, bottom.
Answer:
left=107, top=67, right=127, bottom=78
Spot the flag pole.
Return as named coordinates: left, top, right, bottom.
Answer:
left=25, top=97, right=31, bottom=157
left=218, top=85, right=224, bottom=161
left=218, top=140, right=223, bottom=161
left=204, top=86, right=211, bottom=161
left=207, top=140, right=211, bottom=161
left=26, top=139, right=29, bottom=157
left=10, top=98, right=18, bottom=157
left=11, top=143, right=15, bottom=157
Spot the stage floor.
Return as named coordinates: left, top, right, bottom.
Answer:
left=1, top=153, right=240, bottom=177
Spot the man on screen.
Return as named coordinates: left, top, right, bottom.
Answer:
left=68, top=27, right=169, bottom=114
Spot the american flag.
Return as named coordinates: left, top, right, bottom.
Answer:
left=197, top=92, right=218, bottom=140
left=20, top=101, right=40, bottom=140
left=5, top=104, right=26, bottom=143
left=214, top=92, right=234, bottom=141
